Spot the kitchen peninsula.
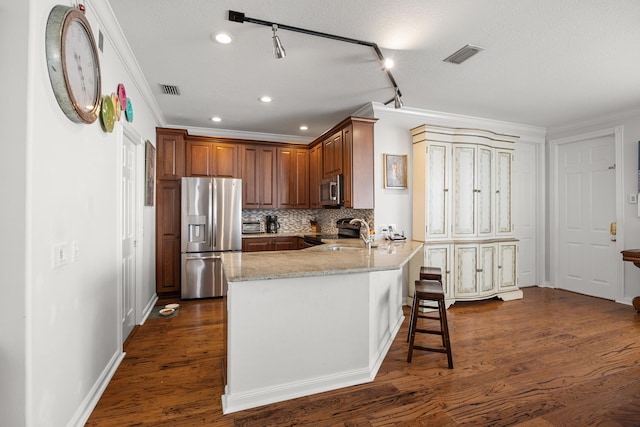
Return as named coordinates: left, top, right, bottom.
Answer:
left=220, top=239, right=424, bottom=414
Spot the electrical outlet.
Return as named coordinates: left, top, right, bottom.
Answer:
left=52, top=242, right=69, bottom=268
left=71, top=240, right=79, bottom=262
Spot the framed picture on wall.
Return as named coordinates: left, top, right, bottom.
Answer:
left=383, top=153, right=408, bottom=189
left=145, top=140, right=156, bottom=206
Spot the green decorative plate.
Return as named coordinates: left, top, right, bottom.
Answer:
left=100, top=95, right=115, bottom=132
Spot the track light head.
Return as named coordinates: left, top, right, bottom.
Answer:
left=394, top=89, right=403, bottom=109
left=272, top=24, right=286, bottom=59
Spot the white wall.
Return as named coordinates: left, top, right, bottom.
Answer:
left=3, top=1, right=162, bottom=425
left=359, top=103, right=546, bottom=287
left=547, top=110, right=640, bottom=303
left=0, top=1, right=29, bottom=425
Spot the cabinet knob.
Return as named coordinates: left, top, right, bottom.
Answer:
left=476, top=268, right=483, bottom=272
left=498, top=265, right=502, bottom=269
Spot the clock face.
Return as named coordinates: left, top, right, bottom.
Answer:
left=64, top=20, right=100, bottom=115
left=46, top=6, right=102, bottom=124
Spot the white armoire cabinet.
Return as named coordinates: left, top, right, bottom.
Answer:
left=411, top=125, right=522, bottom=305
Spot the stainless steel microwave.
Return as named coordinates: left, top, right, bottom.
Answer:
left=320, top=174, right=343, bottom=206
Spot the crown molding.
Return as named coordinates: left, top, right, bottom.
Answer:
left=176, top=125, right=313, bottom=144
left=87, top=0, right=166, bottom=127
left=370, top=102, right=547, bottom=144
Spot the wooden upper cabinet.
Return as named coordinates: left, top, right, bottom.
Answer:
left=156, top=128, right=186, bottom=180
left=278, top=147, right=309, bottom=208
left=185, top=138, right=239, bottom=177
left=344, top=118, right=376, bottom=209
left=313, top=117, right=377, bottom=209
left=309, top=143, right=322, bottom=209
left=322, top=130, right=343, bottom=178
left=241, top=144, right=277, bottom=209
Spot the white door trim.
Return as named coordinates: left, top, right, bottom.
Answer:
left=549, top=126, right=624, bottom=302
left=116, top=122, right=145, bottom=346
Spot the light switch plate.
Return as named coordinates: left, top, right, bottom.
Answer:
left=629, top=194, right=637, bottom=204
left=52, top=242, right=69, bottom=268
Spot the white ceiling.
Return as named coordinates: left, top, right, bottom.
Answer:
left=107, top=0, right=640, bottom=140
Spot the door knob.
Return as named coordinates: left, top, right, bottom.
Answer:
left=610, top=222, right=617, bottom=242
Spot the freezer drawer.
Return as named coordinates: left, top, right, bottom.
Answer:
left=181, top=253, right=227, bottom=299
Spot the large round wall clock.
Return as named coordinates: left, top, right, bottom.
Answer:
left=45, top=5, right=102, bottom=124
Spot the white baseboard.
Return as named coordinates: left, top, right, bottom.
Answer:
left=68, top=349, right=125, bottom=427
left=222, top=313, right=405, bottom=415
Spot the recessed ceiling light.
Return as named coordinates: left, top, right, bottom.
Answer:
left=259, top=96, right=272, bottom=103
left=212, top=32, right=234, bottom=44
left=299, top=125, right=308, bottom=131
left=211, top=116, right=222, bottom=122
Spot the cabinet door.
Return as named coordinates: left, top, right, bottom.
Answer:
left=185, top=140, right=213, bottom=177
left=426, top=143, right=451, bottom=239
left=476, top=147, right=493, bottom=237
left=273, top=237, right=297, bottom=251
left=424, top=244, right=452, bottom=296
left=478, top=244, right=496, bottom=295
left=323, top=130, right=343, bottom=177
left=309, top=144, right=322, bottom=208
left=495, top=149, right=513, bottom=235
left=213, top=143, right=239, bottom=178
left=452, top=145, right=477, bottom=237
left=257, top=146, right=277, bottom=208
left=156, top=181, right=181, bottom=293
left=241, top=145, right=277, bottom=208
left=342, top=125, right=353, bottom=208
left=242, top=238, right=272, bottom=252
left=498, top=241, right=518, bottom=290
left=277, top=148, right=309, bottom=208
left=454, top=244, right=479, bottom=296
left=157, top=131, right=185, bottom=180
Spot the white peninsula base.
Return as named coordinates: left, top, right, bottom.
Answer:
left=222, top=269, right=405, bottom=414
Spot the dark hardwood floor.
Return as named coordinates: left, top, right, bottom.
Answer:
left=86, top=287, right=640, bottom=426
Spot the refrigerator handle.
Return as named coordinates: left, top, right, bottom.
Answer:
left=210, top=179, right=217, bottom=249
left=184, top=254, right=220, bottom=261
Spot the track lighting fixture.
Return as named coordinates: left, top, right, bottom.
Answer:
left=272, top=24, right=286, bottom=59
left=393, top=89, right=403, bottom=109
left=229, top=10, right=403, bottom=107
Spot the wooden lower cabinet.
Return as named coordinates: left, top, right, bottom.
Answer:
left=242, top=236, right=303, bottom=252
left=156, top=180, right=181, bottom=294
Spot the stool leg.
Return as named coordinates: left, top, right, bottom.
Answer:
left=407, top=292, right=416, bottom=342
left=439, top=300, right=453, bottom=369
left=407, top=295, right=419, bottom=363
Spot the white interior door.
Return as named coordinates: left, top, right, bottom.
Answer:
left=121, top=134, right=137, bottom=340
left=555, top=133, right=618, bottom=300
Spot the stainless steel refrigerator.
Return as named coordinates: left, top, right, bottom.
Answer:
left=181, top=177, right=242, bottom=299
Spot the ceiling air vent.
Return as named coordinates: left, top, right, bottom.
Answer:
left=443, top=44, right=484, bottom=64
left=159, top=84, right=181, bottom=95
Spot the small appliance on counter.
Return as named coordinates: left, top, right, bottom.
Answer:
left=242, top=221, right=262, bottom=234
left=336, top=217, right=361, bottom=238
left=265, top=215, right=280, bottom=233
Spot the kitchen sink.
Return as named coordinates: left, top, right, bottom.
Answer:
left=317, top=245, right=362, bottom=252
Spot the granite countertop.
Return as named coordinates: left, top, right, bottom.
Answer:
left=220, top=239, right=424, bottom=282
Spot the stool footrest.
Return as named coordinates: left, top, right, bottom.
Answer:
left=412, top=345, right=448, bottom=354
left=414, top=328, right=444, bottom=335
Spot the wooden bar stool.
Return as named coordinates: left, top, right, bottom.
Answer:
left=407, top=267, right=443, bottom=342
left=407, top=279, right=453, bottom=368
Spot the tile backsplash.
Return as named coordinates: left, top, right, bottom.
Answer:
left=242, top=208, right=374, bottom=234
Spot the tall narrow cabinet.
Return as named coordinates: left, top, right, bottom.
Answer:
left=411, top=125, right=522, bottom=305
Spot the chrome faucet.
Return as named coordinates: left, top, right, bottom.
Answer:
left=349, top=218, right=371, bottom=249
